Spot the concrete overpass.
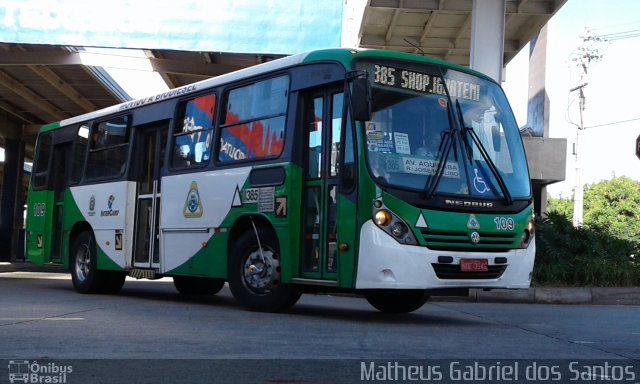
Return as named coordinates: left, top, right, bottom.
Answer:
left=0, top=0, right=567, bottom=260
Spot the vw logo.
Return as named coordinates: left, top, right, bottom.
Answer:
left=470, top=232, right=480, bottom=244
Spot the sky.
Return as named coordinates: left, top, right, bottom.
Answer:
left=502, top=0, right=640, bottom=198
left=0, top=0, right=342, bottom=54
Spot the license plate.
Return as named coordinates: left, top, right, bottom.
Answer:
left=460, top=258, right=488, bottom=272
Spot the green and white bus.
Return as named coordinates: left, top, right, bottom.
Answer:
left=26, top=48, right=535, bottom=313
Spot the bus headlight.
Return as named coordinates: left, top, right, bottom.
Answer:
left=374, top=210, right=392, bottom=226
left=520, top=218, right=535, bottom=248
left=391, top=222, right=407, bottom=237
left=372, top=200, right=417, bottom=245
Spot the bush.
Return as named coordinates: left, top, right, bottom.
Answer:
left=534, top=211, right=640, bottom=286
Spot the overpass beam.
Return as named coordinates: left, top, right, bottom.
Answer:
left=469, top=0, right=506, bottom=82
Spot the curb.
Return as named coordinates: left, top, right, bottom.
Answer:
left=2, top=262, right=639, bottom=305
left=466, top=287, right=640, bottom=305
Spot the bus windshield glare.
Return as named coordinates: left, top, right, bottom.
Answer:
left=360, top=62, right=531, bottom=200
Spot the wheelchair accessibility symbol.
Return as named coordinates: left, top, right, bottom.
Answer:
left=473, top=168, right=490, bottom=194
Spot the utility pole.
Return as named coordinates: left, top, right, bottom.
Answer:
left=570, top=82, right=586, bottom=227
left=570, top=28, right=603, bottom=227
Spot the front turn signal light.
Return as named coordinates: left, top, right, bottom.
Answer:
left=374, top=210, right=392, bottom=226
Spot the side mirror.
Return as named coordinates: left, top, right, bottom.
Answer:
left=350, top=77, right=372, bottom=121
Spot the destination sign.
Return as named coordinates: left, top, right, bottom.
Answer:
left=371, top=64, right=481, bottom=102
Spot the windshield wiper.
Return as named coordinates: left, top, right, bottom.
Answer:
left=455, top=100, right=513, bottom=205
left=421, top=108, right=457, bottom=199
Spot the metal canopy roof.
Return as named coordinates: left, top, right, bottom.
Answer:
left=358, top=0, right=566, bottom=66
left=0, top=43, right=284, bottom=159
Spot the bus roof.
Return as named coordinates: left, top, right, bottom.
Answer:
left=39, top=48, right=494, bottom=133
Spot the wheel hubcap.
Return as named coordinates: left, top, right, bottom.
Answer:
left=243, top=248, right=280, bottom=294
left=75, top=244, right=91, bottom=282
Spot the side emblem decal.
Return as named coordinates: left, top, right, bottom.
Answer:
left=183, top=181, right=203, bottom=218
left=88, top=195, right=96, bottom=216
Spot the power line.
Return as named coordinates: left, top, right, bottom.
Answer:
left=585, top=116, right=640, bottom=129
left=590, top=20, right=640, bottom=32
left=596, top=28, right=640, bottom=37
left=586, top=28, right=640, bottom=41
left=607, top=32, right=640, bottom=41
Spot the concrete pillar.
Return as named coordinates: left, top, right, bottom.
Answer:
left=0, top=139, right=24, bottom=261
left=527, top=26, right=551, bottom=216
left=470, top=0, right=506, bottom=82
left=527, top=25, right=550, bottom=138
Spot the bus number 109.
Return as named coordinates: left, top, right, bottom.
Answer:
left=33, top=203, right=45, bottom=217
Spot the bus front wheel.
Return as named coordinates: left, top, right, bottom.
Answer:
left=364, top=290, right=429, bottom=314
left=228, top=228, right=300, bottom=312
left=101, top=271, right=126, bottom=294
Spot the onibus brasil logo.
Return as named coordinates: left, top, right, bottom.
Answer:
left=7, top=360, right=72, bottom=383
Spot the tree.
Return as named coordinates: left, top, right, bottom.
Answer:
left=547, top=195, right=573, bottom=218
left=537, top=177, right=640, bottom=286
left=583, top=176, right=640, bottom=242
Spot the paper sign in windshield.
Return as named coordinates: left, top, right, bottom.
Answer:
left=394, top=132, right=411, bottom=154
left=386, top=156, right=460, bottom=178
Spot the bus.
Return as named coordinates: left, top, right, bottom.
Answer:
left=26, top=48, right=535, bottom=313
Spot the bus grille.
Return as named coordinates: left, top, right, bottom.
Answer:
left=431, top=263, right=507, bottom=280
left=420, top=229, right=517, bottom=252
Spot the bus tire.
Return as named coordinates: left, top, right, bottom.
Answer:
left=364, top=290, right=429, bottom=314
left=101, top=271, right=126, bottom=294
left=228, top=228, right=301, bottom=312
left=70, top=231, right=105, bottom=294
left=173, top=276, right=225, bottom=295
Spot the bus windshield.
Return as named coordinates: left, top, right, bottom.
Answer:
left=361, top=62, right=531, bottom=200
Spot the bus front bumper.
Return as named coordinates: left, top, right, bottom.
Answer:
left=355, top=220, right=535, bottom=290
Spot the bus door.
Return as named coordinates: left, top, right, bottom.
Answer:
left=132, top=123, right=168, bottom=269
left=49, top=142, right=72, bottom=263
left=301, top=89, right=356, bottom=282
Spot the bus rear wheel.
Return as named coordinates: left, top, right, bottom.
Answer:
left=70, top=231, right=126, bottom=294
left=364, top=290, right=429, bottom=313
left=228, top=228, right=300, bottom=312
left=70, top=231, right=102, bottom=294
left=173, top=276, right=225, bottom=295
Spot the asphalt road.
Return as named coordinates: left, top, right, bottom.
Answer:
left=1, top=272, right=639, bottom=383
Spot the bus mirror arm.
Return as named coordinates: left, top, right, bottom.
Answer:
left=491, top=124, right=501, bottom=152
left=341, top=163, right=356, bottom=190
left=347, top=72, right=372, bottom=121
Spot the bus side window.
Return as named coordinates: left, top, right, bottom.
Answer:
left=305, top=96, right=323, bottom=179
left=70, top=124, right=89, bottom=184
left=32, top=133, right=53, bottom=190
left=171, top=93, right=216, bottom=168
left=218, top=75, right=288, bottom=163
left=86, top=115, right=131, bottom=180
